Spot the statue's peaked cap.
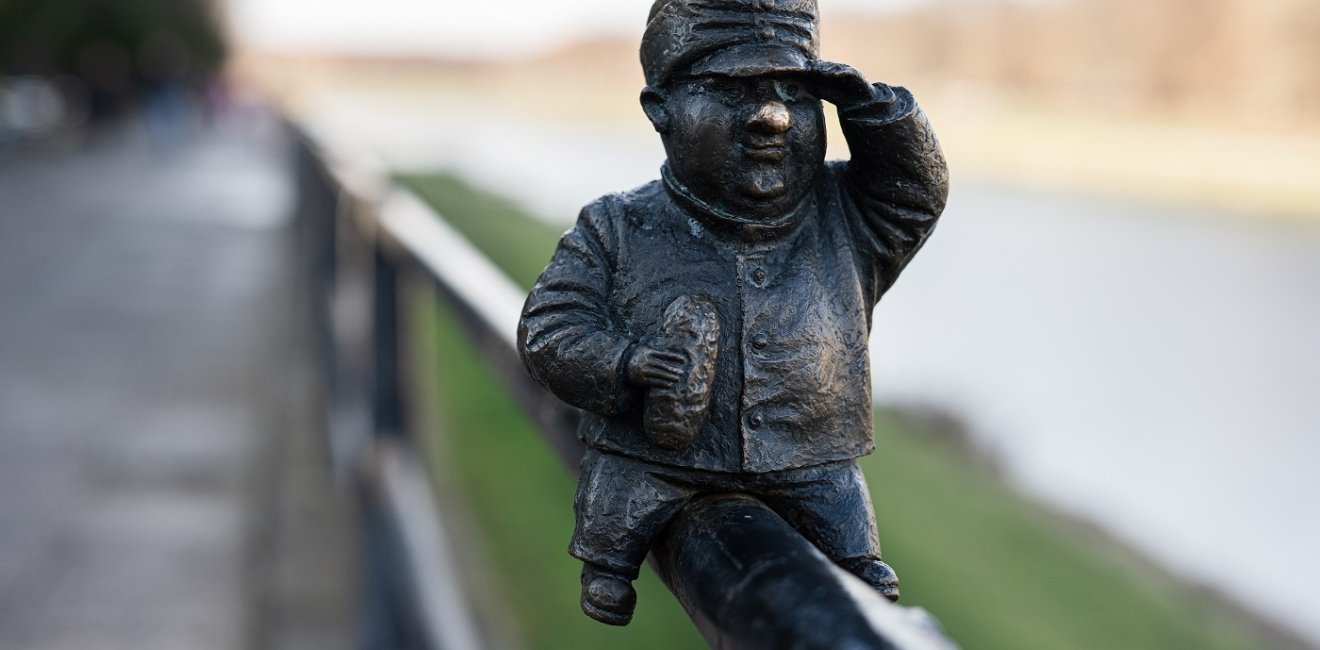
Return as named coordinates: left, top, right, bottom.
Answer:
left=641, top=0, right=820, bottom=87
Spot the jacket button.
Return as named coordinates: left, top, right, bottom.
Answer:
left=747, top=413, right=764, bottom=428
left=752, top=333, right=769, bottom=350
left=751, top=268, right=767, bottom=285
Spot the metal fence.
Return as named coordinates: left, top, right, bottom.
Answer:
left=292, top=123, right=958, bottom=650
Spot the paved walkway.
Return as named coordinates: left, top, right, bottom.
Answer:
left=0, top=121, right=355, bottom=649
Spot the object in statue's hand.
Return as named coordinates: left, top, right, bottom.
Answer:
left=644, top=295, right=719, bottom=450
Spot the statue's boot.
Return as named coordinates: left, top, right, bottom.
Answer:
left=841, top=557, right=901, bottom=602
left=580, top=564, right=637, bottom=626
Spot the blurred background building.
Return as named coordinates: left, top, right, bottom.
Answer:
left=2, top=0, right=1318, bottom=649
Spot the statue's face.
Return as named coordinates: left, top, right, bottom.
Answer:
left=657, top=74, right=826, bottom=220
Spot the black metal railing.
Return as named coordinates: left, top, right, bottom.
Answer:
left=292, top=123, right=958, bottom=650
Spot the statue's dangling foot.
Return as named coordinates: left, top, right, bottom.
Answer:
left=842, top=557, right=901, bottom=603
left=580, top=563, right=637, bottom=626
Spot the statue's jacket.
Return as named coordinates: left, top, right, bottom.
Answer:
left=518, top=87, right=949, bottom=473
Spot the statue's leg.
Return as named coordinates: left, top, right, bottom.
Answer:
left=755, top=460, right=900, bottom=601
left=568, top=448, right=693, bottom=625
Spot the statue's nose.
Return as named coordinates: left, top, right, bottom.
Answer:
left=748, top=100, right=792, bottom=134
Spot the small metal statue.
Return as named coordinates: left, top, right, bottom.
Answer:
left=518, top=0, right=948, bottom=626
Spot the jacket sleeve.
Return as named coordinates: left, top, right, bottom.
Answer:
left=837, top=84, right=950, bottom=299
left=517, top=198, right=637, bottom=417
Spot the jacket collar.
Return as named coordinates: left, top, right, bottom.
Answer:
left=661, top=164, right=811, bottom=241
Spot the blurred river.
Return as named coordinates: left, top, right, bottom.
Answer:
left=309, top=102, right=1320, bottom=644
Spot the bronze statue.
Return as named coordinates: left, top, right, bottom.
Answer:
left=518, top=0, right=949, bottom=626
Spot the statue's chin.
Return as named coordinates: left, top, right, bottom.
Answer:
left=737, top=171, right=787, bottom=201
left=681, top=168, right=806, bottom=221
left=732, top=167, right=819, bottom=221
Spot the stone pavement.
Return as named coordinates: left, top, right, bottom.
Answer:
left=0, top=121, right=356, bottom=649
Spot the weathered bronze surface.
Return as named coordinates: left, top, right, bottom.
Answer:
left=518, top=0, right=949, bottom=626
left=644, top=295, right=721, bottom=450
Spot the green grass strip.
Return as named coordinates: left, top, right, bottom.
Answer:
left=399, top=172, right=1265, bottom=650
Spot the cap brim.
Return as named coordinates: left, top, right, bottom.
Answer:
left=688, top=43, right=813, bottom=78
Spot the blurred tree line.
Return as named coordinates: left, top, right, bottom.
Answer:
left=413, top=0, right=1318, bottom=131
left=0, top=0, right=226, bottom=121
left=824, top=0, right=1320, bottom=125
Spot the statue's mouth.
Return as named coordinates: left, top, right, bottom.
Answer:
left=743, top=137, right=787, bottom=162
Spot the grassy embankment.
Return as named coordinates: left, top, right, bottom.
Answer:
left=398, top=172, right=1273, bottom=650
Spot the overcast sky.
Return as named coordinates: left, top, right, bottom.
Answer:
left=225, top=0, right=934, bottom=58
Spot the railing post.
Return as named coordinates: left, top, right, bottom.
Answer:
left=361, top=239, right=427, bottom=650
left=373, top=242, right=404, bottom=438
left=292, top=137, right=339, bottom=435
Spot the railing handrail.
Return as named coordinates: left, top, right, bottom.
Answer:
left=294, top=121, right=958, bottom=650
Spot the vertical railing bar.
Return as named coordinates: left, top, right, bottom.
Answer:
left=373, top=241, right=404, bottom=439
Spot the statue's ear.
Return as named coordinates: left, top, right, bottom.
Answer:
left=641, top=87, right=671, bottom=134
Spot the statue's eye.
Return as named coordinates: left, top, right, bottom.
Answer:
left=703, top=80, right=745, bottom=104
left=776, top=80, right=810, bottom=102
